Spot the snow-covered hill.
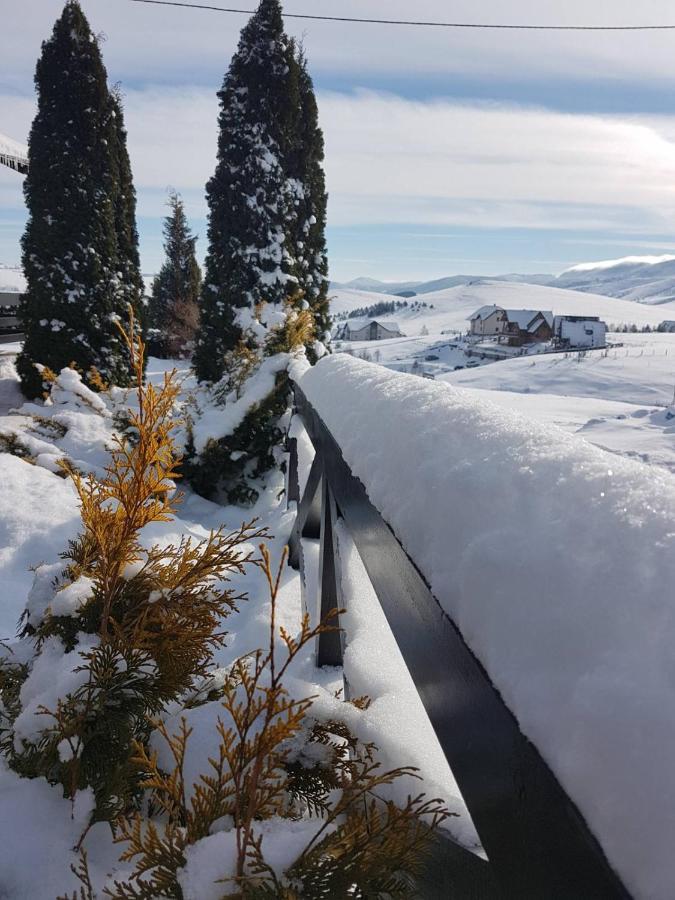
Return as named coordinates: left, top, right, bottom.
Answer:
left=331, top=280, right=672, bottom=334
left=331, top=272, right=553, bottom=296
left=333, top=254, right=675, bottom=306
left=0, top=265, right=26, bottom=293
left=555, top=255, right=675, bottom=305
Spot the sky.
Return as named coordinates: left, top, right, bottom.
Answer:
left=4, top=1, right=675, bottom=282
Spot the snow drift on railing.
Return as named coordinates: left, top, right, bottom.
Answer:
left=0, top=132, right=28, bottom=163
left=297, top=353, right=675, bottom=900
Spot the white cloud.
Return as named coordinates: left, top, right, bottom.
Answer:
left=5, top=1, right=675, bottom=92
left=5, top=85, right=675, bottom=236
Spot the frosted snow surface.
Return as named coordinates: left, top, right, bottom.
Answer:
left=0, top=132, right=27, bottom=161
left=298, top=354, right=675, bottom=900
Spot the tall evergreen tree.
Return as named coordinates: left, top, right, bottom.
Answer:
left=17, top=1, right=142, bottom=398
left=193, top=0, right=304, bottom=383
left=150, top=192, right=202, bottom=358
left=290, top=47, right=330, bottom=341
left=109, top=88, right=144, bottom=324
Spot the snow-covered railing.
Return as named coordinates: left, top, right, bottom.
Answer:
left=287, top=354, right=675, bottom=899
left=0, top=133, right=29, bottom=175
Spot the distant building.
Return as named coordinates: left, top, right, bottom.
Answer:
left=502, top=309, right=553, bottom=346
left=468, top=305, right=507, bottom=338
left=658, top=320, right=675, bottom=333
left=334, top=319, right=404, bottom=342
left=468, top=305, right=553, bottom=346
left=0, top=291, right=22, bottom=335
left=553, top=315, right=607, bottom=349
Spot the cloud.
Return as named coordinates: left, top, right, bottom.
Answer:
left=5, top=0, right=675, bottom=94
left=5, top=84, right=675, bottom=271
left=318, top=91, right=675, bottom=230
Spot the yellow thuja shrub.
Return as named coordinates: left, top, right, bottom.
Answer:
left=76, top=547, right=450, bottom=900
left=1, top=310, right=266, bottom=822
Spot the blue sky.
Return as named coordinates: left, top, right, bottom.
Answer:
left=4, top=0, right=675, bottom=281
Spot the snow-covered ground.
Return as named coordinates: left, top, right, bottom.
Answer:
left=437, top=333, right=675, bottom=471
left=0, top=266, right=26, bottom=294
left=331, top=280, right=672, bottom=335
left=0, top=352, right=475, bottom=898
left=298, top=353, right=675, bottom=900
left=331, top=285, right=675, bottom=472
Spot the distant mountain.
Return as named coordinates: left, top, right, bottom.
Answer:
left=331, top=273, right=554, bottom=297
left=333, top=256, right=675, bottom=306
left=555, top=255, right=675, bottom=305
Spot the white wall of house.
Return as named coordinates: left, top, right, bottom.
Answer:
left=555, top=317, right=607, bottom=348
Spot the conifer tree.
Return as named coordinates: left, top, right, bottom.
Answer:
left=291, top=47, right=331, bottom=341
left=17, top=1, right=142, bottom=398
left=109, top=89, right=144, bottom=325
left=194, top=0, right=304, bottom=383
left=150, top=192, right=201, bottom=358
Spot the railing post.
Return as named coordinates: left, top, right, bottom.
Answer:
left=288, top=455, right=322, bottom=570
left=286, top=435, right=300, bottom=508
left=316, top=478, right=344, bottom=668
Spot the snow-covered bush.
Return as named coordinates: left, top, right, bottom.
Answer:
left=184, top=301, right=317, bottom=506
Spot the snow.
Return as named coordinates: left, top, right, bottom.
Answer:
left=564, top=254, right=675, bottom=273
left=0, top=454, right=80, bottom=638
left=336, top=522, right=480, bottom=851
left=0, top=132, right=28, bottom=162
left=191, top=352, right=291, bottom=454
left=440, top=332, right=675, bottom=471
left=556, top=255, right=675, bottom=305
left=0, top=265, right=26, bottom=294
left=297, top=353, right=675, bottom=900
left=332, top=281, right=670, bottom=335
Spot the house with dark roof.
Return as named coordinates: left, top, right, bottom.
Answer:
left=469, top=306, right=553, bottom=346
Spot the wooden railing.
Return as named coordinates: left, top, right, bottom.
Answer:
left=287, top=382, right=631, bottom=899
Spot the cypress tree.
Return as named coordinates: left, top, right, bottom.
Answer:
left=290, top=47, right=330, bottom=342
left=194, top=0, right=302, bottom=383
left=150, top=192, right=202, bottom=358
left=17, top=1, right=141, bottom=398
left=109, top=88, right=144, bottom=327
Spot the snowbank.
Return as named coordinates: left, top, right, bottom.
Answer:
left=0, top=454, right=80, bottom=637
left=297, top=354, right=675, bottom=900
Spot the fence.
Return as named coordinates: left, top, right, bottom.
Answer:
left=287, top=381, right=630, bottom=899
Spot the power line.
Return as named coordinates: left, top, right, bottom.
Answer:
left=130, top=0, right=675, bottom=31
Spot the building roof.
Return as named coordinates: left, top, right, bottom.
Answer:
left=344, top=318, right=402, bottom=333
left=503, top=309, right=553, bottom=331
left=468, top=305, right=502, bottom=321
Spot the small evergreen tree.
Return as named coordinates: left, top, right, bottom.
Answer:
left=17, top=1, right=141, bottom=398
left=194, top=0, right=301, bottom=382
left=149, top=192, right=201, bottom=358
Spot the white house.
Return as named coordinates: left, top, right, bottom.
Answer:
left=553, top=315, right=607, bottom=349
left=334, top=319, right=404, bottom=341
left=468, top=305, right=507, bottom=338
